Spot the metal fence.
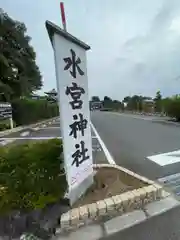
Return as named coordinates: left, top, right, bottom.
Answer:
left=0, top=102, right=12, bottom=120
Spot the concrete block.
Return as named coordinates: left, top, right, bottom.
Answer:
left=137, top=188, right=147, bottom=204
left=61, top=211, right=70, bottom=229
left=142, top=185, right=156, bottom=205
left=119, top=192, right=129, bottom=211
left=104, top=210, right=146, bottom=235
left=87, top=203, right=98, bottom=219
left=104, top=197, right=115, bottom=212
left=153, top=183, right=163, bottom=198
left=145, top=185, right=157, bottom=201
left=96, top=200, right=107, bottom=215
left=125, top=191, right=136, bottom=211
left=131, top=189, right=142, bottom=209
left=79, top=205, right=89, bottom=220
left=111, top=195, right=123, bottom=212
left=145, top=196, right=180, bottom=217
left=70, top=208, right=79, bottom=225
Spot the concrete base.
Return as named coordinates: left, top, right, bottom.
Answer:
left=68, top=173, right=94, bottom=206
left=104, top=210, right=146, bottom=235
left=144, top=196, right=179, bottom=217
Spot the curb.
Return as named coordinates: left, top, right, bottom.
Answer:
left=0, top=117, right=58, bottom=137
left=60, top=164, right=163, bottom=231
left=27, top=195, right=178, bottom=240
left=0, top=131, right=30, bottom=146
left=152, top=119, right=180, bottom=127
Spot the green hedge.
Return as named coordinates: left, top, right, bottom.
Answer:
left=12, top=99, right=59, bottom=126
left=0, top=139, right=67, bottom=213
left=164, top=96, right=180, bottom=121
left=0, top=119, right=16, bottom=131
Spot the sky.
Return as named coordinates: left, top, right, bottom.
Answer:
left=1, top=0, right=180, bottom=100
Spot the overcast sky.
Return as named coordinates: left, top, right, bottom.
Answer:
left=2, top=0, right=180, bottom=100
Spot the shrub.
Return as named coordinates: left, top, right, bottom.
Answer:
left=165, top=96, right=180, bottom=121
left=0, top=119, right=16, bottom=131
left=12, top=99, right=59, bottom=126
left=0, top=139, right=67, bottom=213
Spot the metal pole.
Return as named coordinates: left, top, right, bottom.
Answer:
left=9, top=117, right=13, bottom=129
left=60, top=2, right=67, bottom=31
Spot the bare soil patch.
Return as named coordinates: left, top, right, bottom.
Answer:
left=73, top=167, right=148, bottom=208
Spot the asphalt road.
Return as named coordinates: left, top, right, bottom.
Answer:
left=90, top=111, right=180, bottom=240
left=91, top=111, right=180, bottom=180
left=2, top=113, right=180, bottom=180
left=0, top=118, right=107, bottom=165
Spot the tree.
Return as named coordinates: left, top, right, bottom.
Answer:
left=123, top=96, right=131, bottom=103
left=113, top=100, right=122, bottom=110
left=123, top=95, right=142, bottom=111
left=91, top=96, right=100, bottom=102
left=102, top=96, right=122, bottom=110
left=0, top=9, right=42, bottom=101
left=104, top=96, right=112, bottom=102
left=161, top=97, right=171, bottom=114
left=163, top=95, right=180, bottom=120
left=103, top=96, right=112, bottom=108
left=154, top=91, right=162, bottom=112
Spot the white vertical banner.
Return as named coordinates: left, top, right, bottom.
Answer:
left=46, top=21, right=93, bottom=198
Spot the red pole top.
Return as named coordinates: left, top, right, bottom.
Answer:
left=60, top=2, right=67, bottom=31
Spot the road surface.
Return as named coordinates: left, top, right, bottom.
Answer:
left=0, top=118, right=107, bottom=165
left=2, top=113, right=180, bottom=185
left=91, top=111, right=180, bottom=180
left=90, top=111, right=180, bottom=240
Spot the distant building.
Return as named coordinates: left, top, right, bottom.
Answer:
left=89, top=101, right=103, bottom=110
left=44, top=89, right=58, bottom=102
left=142, top=99, right=154, bottom=113
left=30, top=93, right=40, bottom=100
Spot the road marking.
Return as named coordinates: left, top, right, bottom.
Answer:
left=20, top=131, right=30, bottom=137
left=33, top=126, right=60, bottom=130
left=90, top=122, right=115, bottom=164
left=147, top=149, right=180, bottom=166
left=109, top=112, right=154, bottom=121
left=0, top=136, right=98, bottom=141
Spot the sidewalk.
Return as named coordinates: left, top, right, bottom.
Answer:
left=102, top=205, right=180, bottom=240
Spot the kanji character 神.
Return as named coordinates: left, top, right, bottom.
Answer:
left=71, top=141, right=89, bottom=167
left=64, top=49, right=84, bottom=78
left=69, top=113, right=88, bottom=139
left=66, top=82, right=85, bottom=109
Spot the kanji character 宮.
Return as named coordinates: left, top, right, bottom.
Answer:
left=66, top=82, right=85, bottom=109
left=69, top=113, right=88, bottom=139
left=71, top=141, right=89, bottom=167
left=64, top=49, right=84, bottom=78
